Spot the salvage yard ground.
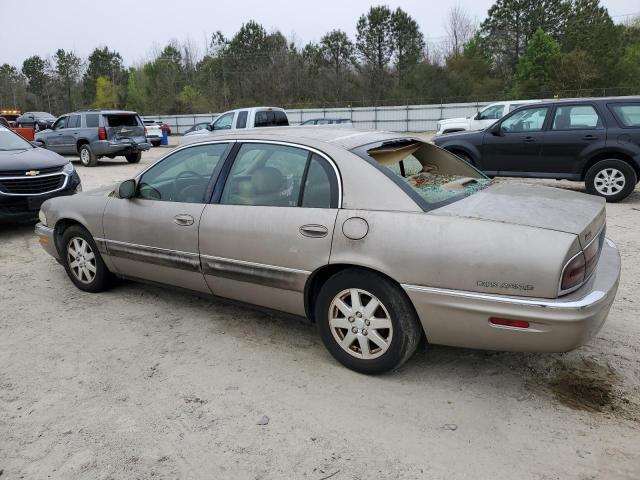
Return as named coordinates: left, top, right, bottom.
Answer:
left=1, top=135, right=639, bottom=479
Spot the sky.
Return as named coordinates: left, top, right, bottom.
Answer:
left=0, top=0, right=637, bottom=67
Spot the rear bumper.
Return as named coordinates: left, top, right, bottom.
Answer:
left=403, top=238, right=621, bottom=352
left=92, top=140, right=151, bottom=156
left=35, top=222, right=60, bottom=259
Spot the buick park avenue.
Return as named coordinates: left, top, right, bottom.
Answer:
left=35, top=128, right=620, bottom=373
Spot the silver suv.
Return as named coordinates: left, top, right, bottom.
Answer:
left=35, top=110, right=151, bottom=167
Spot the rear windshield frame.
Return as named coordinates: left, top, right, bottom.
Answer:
left=351, top=139, right=489, bottom=212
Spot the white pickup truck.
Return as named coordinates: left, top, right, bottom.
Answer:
left=143, top=119, right=163, bottom=147
left=436, top=100, right=540, bottom=135
left=180, top=107, right=289, bottom=144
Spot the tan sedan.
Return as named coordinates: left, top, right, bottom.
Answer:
left=35, top=128, right=621, bottom=373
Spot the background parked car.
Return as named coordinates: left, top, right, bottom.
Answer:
left=300, top=118, right=352, bottom=125
left=143, top=119, right=163, bottom=147
left=0, top=125, right=81, bottom=222
left=15, top=111, right=56, bottom=131
left=35, top=110, right=151, bottom=167
left=436, top=100, right=541, bottom=135
left=433, top=96, right=640, bottom=202
left=180, top=107, right=289, bottom=144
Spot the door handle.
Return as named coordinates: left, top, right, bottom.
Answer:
left=299, top=224, right=328, bottom=238
left=173, top=214, right=194, bottom=226
left=523, top=136, right=536, bottom=143
left=583, top=135, right=596, bottom=141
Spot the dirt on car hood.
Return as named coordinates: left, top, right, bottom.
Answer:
left=431, top=182, right=606, bottom=248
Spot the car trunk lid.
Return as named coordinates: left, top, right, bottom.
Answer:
left=431, top=182, right=606, bottom=248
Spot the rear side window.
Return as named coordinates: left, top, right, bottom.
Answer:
left=608, top=104, right=640, bottom=127
left=67, top=114, right=81, bottom=128
left=301, top=154, right=336, bottom=208
left=255, top=110, right=289, bottom=127
left=104, top=114, right=139, bottom=127
left=236, top=111, right=248, bottom=129
left=85, top=114, right=99, bottom=128
left=552, top=105, right=602, bottom=130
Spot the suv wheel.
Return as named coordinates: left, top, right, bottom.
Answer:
left=585, top=159, right=637, bottom=202
left=315, top=269, right=422, bottom=374
left=61, top=225, right=113, bottom=292
left=125, top=152, right=142, bottom=163
left=79, top=144, right=98, bottom=167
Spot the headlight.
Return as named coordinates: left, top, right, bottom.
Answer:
left=38, top=209, right=47, bottom=226
left=62, top=162, right=74, bottom=174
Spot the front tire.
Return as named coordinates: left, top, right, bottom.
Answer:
left=585, top=159, right=637, bottom=202
left=61, top=225, right=113, bottom=293
left=315, top=269, right=422, bottom=374
left=79, top=144, right=98, bottom=167
left=125, top=152, right=142, bottom=163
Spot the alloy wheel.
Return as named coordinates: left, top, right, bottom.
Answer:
left=67, top=237, right=97, bottom=284
left=328, top=288, right=393, bottom=360
left=594, top=168, right=625, bottom=196
left=80, top=148, right=90, bottom=165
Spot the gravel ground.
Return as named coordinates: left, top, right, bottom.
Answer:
left=1, top=136, right=639, bottom=479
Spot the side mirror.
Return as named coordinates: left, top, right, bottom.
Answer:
left=118, top=179, right=136, bottom=199
left=490, top=123, right=503, bottom=136
left=207, top=123, right=214, bottom=131
left=473, top=112, right=480, bottom=120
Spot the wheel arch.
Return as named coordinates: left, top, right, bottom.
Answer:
left=582, top=150, right=640, bottom=181
left=52, top=217, right=90, bottom=256
left=304, top=263, right=420, bottom=325
left=76, top=138, right=90, bottom=152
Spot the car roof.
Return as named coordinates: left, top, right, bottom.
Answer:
left=520, top=96, right=640, bottom=109
left=181, top=127, right=417, bottom=151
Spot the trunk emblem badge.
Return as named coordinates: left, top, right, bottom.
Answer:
left=25, top=170, right=39, bottom=176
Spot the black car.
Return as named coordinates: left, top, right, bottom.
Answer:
left=433, top=96, right=640, bottom=202
left=0, top=126, right=81, bottom=222
left=15, top=111, right=56, bottom=131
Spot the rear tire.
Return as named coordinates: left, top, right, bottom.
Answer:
left=61, top=225, right=113, bottom=293
left=125, top=152, right=142, bottom=163
left=315, top=268, right=422, bottom=374
left=585, top=159, right=636, bottom=202
left=151, top=140, right=161, bottom=147
left=79, top=144, right=97, bottom=167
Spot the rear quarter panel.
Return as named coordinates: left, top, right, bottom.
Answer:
left=330, top=209, right=579, bottom=299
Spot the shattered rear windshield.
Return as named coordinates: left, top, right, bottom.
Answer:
left=355, top=140, right=492, bottom=209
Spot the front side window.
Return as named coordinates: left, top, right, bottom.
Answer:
left=52, top=117, right=67, bottom=130
left=500, top=107, right=548, bottom=133
left=137, top=143, right=228, bottom=203
left=478, top=104, right=504, bottom=120
left=213, top=112, right=234, bottom=130
left=608, top=103, right=640, bottom=128
left=552, top=105, right=602, bottom=130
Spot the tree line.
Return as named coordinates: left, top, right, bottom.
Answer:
left=0, top=0, right=638, bottom=116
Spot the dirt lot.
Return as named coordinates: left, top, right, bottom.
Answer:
left=1, top=136, right=639, bottom=479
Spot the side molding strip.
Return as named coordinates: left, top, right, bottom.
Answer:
left=201, top=255, right=309, bottom=292
left=97, top=238, right=201, bottom=272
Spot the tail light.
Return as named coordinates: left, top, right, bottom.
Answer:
left=144, top=126, right=148, bottom=136
left=560, top=227, right=604, bottom=294
left=560, top=253, right=586, bottom=292
left=98, top=127, right=107, bottom=140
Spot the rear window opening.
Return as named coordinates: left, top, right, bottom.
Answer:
left=104, top=114, right=140, bottom=127
left=255, top=110, right=289, bottom=128
left=360, top=140, right=492, bottom=208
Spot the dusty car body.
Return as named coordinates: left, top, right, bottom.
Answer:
left=35, top=128, right=620, bottom=373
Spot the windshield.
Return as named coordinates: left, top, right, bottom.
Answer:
left=0, top=126, right=33, bottom=151
left=355, top=140, right=491, bottom=210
